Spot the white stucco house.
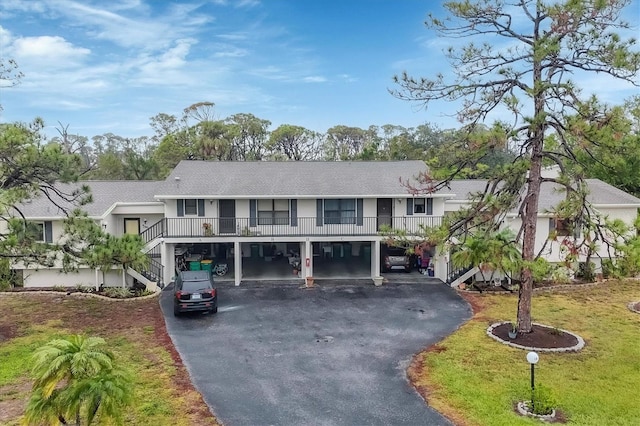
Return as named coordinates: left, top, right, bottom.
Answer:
left=9, top=160, right=640, bottom=289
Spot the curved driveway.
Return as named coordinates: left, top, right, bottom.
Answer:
left=160, top=283, right=470, bottom=426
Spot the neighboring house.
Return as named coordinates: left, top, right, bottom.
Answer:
left=8, top=161, right=640, bottom=288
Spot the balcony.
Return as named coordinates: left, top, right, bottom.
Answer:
left=141, top=216, right=443, bottom=242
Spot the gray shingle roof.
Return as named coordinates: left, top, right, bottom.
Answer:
left=154, top=160, right=433, bottom=198
left=14, top=161, right=640, bottom=219
left=17, top=181, right=162, bottom=218
left=447, top=179, right=640, bottom=210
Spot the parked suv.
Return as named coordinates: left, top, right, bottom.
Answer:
left=173, top=271, right=218, bottom=316
left=381, top=246, right=412, bottom=272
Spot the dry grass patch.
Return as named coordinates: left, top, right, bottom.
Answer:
left=0, top=292, right=219, bottom=425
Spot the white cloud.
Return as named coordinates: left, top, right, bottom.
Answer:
left=339, top=74, right=357, bottom=83
left=12, top=36, right=90, bottom=69
left=214, top=47, right=249, bottom=58
left=303, top=76, right=327, bottom=83
left=236, top=0, right=261, bottom=8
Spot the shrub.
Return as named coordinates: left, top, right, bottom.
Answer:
left=102, top=287, right=133, bottom=299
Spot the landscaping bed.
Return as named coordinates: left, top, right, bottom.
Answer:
left=0, top=292, right=219, bottom=425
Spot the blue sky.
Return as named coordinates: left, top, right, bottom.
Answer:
left=0, top=0, right=638, bottom=139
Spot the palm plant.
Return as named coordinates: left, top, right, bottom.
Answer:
left=451, top=229, right=521, bottom=287
left=24, top=335, right=132, bottom=426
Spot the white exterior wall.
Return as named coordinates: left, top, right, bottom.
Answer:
left=23, top=268, right=125, bottom=288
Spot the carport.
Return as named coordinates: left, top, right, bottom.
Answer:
left=240, top=242, right=303, bottom=281
left=311, top=241, right=371, bottom=279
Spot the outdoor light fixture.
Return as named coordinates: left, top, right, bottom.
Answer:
left=527, top=351, right=539, bottom=412
left=143, top=218, right=148, bottom=227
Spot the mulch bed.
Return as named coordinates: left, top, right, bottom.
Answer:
left=491, top=323, right=578, bottom=349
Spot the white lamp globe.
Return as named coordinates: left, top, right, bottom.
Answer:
left=526, top=351, right=539, bottom=365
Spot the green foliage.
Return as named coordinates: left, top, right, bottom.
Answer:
left=530, top=385, right=556, bottom=416
left=102, top=287, right=133, bottom=299
left=24, top=335, right=132, bottom=426
left=451, top=229, right=522, bottom=282
left=0, top=121, right=90, bottom=268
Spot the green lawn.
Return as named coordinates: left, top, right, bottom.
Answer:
left=0, top=293, right=218, bottom=426
left=409, top=280, right=640, bottom=426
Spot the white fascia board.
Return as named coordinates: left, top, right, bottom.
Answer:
left=100, top=202, right=164, bottom=219
left=155, top=194, right=456, bottom=199
left=592, top=203, right=640, bottom=208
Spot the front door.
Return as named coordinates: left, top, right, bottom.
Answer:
left=377, top=199, right=392, bottom=230
left=219, top=200, right=236, bottom=234
left=124, top=218, right=140, bottom=235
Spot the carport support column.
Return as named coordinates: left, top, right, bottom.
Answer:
left=304, top=240, right=312, bottom=278
left=162, top=241, right=173, bottom=286
left=372, top=240, right=381, bottom=278
left=234, top=241, right=241, bottom=286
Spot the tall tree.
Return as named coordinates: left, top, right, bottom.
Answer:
left=0, top=120, right=91, bottom=267
left=568, top=95, right=640, bottom=197
left=266, top=124, right=322, bottom=161
left=226, top=113, right=271, bottom=160
left=0, top=58, right=23, bottom=111
left=393, top=0, right=639, bottom=332
left=324, top=125, right=371, bottom=160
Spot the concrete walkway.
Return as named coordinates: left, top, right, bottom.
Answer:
left=160, top=282, right=470, bottom=426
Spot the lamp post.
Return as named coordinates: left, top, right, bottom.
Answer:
left=526, top=351, right=539, bottom=412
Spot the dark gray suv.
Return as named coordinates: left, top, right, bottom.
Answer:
left=173, top=271, right=218, bottom=316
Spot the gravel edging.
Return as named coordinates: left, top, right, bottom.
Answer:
left=0, top=290, right=161, bottom=302
left=628, top=301, right=640, bottom=314
left=486, top=321, right=585, bottom=353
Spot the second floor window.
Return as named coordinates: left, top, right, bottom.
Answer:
left=413, top=198, right=433, bottom=215
left=324, top=199, right=356, bottom=224
left=184, top=199, right=198, bottom=215
left=258, top=199, right=290, bottom=225
left=177, top=199, right=205, bottom=217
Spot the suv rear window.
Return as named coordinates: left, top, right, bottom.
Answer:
left=386, top=247, right=407, bottom=256
left=182, top=280, right=212, bottom=292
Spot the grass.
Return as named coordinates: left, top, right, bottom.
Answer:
left=409, top=279, right=640, bottom=425
left=0, top=293, right=218, bottom=426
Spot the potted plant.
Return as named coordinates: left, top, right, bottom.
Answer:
left=202, top=223, right=213, bottom=236
left=305, top=276, right=315, bottom=287
left=373, top=276, right=384, bottom=286
left=508, top=322, right=518, bottom=339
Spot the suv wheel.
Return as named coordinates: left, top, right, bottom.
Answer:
left=173, top=304, right=180, bottom=316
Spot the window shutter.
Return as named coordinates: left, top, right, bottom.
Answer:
left=356, top=198, right=363, bottom=226
left=44, top=221, right=53, bottom=243
left=249, top=199, right=257, bottom=227
left=406, top=198, right=413, bottom=216
left=548, top=218, right=555, bottom=237
left=316, top=199, right=323, bottom=227
left=290, top=199, right=298, bottom=227
left=426, top=198, right=433, bottom=215
left=197, top=199, right=205, bottom=217
left=177, top=199, right=184, bottom=217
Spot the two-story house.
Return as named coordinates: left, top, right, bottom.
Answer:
left=10, top=161, right=640, bottom=289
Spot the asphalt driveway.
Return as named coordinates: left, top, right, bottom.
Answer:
left=160, top=283, right=471, bottom=426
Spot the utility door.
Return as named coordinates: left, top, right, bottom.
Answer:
left=377, top=198, right=392, bottom=230
left=219, top=200, right=236, bottom=234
